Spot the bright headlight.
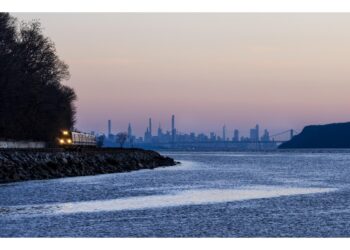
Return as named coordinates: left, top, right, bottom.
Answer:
left=59, top=139, right=65, bottom=144
left=67, top=139, right=72, bottom=144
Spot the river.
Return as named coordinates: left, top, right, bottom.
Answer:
left=1, top=150, right=350, bottom=237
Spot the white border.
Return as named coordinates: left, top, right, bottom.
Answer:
left=1, top=238, right=350, bottom=250
left=2, top=0, right=350, bottom=247
left=3, top=0, right=350, bottom=12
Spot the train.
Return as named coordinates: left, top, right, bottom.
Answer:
left=0, top=130, right=97, bottom=149
left=58, top=130, right=97, bottom=148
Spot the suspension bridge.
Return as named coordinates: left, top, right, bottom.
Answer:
left=269, top=129, right=299, bottom=143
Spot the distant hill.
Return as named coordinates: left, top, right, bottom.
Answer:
left=279, top=122, right=350, bottom=149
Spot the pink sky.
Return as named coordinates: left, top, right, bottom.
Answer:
left=12, top=13, right=350, bottom=137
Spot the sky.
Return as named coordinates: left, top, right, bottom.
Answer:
left=11, top=13, right=350, bottom=137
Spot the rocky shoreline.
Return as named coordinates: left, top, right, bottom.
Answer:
left=0, top=148, right=177, bottom=184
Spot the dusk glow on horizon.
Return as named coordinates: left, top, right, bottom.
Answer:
left=12, top=13, right=350, bottom=136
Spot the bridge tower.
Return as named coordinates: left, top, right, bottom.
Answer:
left=290, top=129, right=294, bottom=140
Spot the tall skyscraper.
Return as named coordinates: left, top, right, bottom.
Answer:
left=158, top=123, right=163, bottom=137
left=171, top=114, right=176, bottom=143
left=223, top=125, right=226, bottom=141
left=149, top=118, right=152, bottom=136
left=250, top=129, right=255, bottom=141
left=261, top=129, right=270, bottom=142
left=250, top=124, right=260, bottom=142
left=127, top=123, right=132, bottom=138
left=144, top=127, right=150, bottom=143
left=233, top=129, right=239, bottom=142
left=108, top=120, right=111, bottom=136
left=210, top=132, right=216, bottom=141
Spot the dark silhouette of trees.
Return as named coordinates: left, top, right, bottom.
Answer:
left=116, top=132, right=127, bottom=148
left=0, top=13, right=76, bottom=142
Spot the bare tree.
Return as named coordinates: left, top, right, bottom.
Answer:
left=116, top=132, right=127, bottom=148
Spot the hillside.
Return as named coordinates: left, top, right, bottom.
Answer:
left=279, top=122, right=350, bottom=149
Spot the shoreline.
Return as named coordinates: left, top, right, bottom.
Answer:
left=0, top=148, right=177, bottom=184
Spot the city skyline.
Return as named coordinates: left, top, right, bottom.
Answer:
left=103, top=115, right=278, bottom=142
left=96, top=115, right=294, bottom=138
left=11, top=13, right=350, bottom=135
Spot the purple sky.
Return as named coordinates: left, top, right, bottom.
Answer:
left=12, top=13, right=350, bottom=137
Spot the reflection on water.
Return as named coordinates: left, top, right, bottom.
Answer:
left=1, top=187, right=335, bottom=216
left=56, top=187, right=336, bottom=214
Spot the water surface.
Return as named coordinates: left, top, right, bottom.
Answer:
left=1, top=150, right=350, bottom=237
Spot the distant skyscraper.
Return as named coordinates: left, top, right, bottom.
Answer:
left=171, top=114, right=176, bottom=143
left=249, top=128, right=255, bottom=141
left=250, top=124, right=260, bottom=142
left=127, top=123, right=132, bottom=138
left=233, top=129, right=239, bottom=142
left=108, top=120, right=111, bottom=136
left=158, top=123, right=163, bottom=137
left=144, top=127, right=149, bottom=143
left=261, top=129, right=270, bottom=142
left=210, top=132, right=216, bottom=141
left=127, top=123, right=134, bottom=146
left=223, top=125, right=226, bottom=141
left=149, top=118, right=152, bottom=136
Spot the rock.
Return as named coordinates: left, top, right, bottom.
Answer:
left=61, top=157, right=68, bottom=164
left=0, top=148, right=177, bottom=184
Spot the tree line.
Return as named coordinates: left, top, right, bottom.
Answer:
left=0, top=13, right=76, bottom=142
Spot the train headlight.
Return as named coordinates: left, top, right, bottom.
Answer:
left=59, top=139, right=65, bottom=144
left=62, top=130, right=69, bottom=135
left=67, top=139, right=72, bottom=144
